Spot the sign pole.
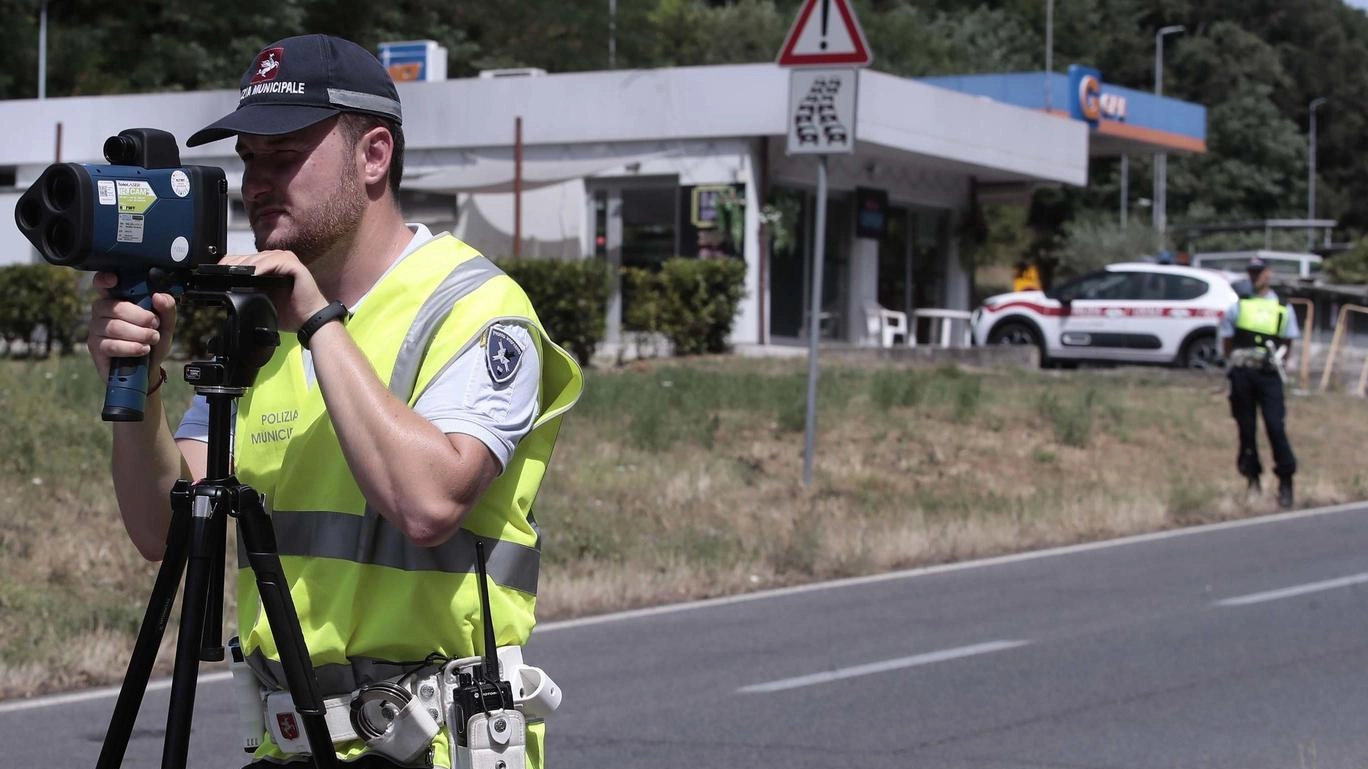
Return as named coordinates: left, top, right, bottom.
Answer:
left=802, top=154, right=828, bottom=487
left=779, top=0, right=870, bottom=486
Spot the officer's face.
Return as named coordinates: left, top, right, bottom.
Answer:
left=1249, top=267, right=1273, bottom=292
left=237, top=117, right=367, bottom=264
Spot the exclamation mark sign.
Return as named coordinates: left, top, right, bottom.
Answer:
left=819, top=0, right=830, bottom=50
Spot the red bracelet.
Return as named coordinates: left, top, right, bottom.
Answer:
left=147, top=366, right=168, bottom=396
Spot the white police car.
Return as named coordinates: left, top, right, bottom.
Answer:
left=971, top=262, right=1239, bottom=367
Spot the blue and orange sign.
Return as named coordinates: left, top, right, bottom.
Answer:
left=1061, top=65, right=1127, bottom=125
left=1069, top=65, right=1127, bottom=126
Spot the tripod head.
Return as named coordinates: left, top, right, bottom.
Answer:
left=181, top=265, right=288, bottom=393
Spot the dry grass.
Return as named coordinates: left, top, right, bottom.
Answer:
left=533, top=358, right=1368, bottom=619
left=5, top=354, right=1368, bottom=698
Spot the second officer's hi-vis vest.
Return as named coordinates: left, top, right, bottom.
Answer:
left=1231, top=295, right=1290, bottom=350
left=232, top=233, right=583, bottom=767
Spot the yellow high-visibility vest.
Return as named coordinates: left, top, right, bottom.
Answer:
left=233, top=233, right=583, bottom=767
left=1232, top=296, right=1290, bottom=349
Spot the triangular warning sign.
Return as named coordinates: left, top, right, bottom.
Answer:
left=777, top=0, right=873, bottom=67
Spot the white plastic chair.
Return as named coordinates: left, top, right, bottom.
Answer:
left=864, top=304, right=908, bottom=348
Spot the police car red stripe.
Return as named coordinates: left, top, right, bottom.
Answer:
left=981, top=302, right=1223, bottom=319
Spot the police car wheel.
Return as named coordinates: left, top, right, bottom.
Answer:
left=988, top=321, right=1032, bottom=345
left=1179, top=334, right=1219, bottom=370
left=988, top=321, right=1040, bottom=348
left=989, top=321, right=1046, bottom=367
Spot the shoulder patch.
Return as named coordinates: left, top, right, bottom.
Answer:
left=485, top=326, right=524, bottom=385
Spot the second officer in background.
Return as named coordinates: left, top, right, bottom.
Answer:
left=1219, top=256, right=1299, bottom=509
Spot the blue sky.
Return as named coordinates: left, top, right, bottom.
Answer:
left=1348, top=0, right=1368, bottom=9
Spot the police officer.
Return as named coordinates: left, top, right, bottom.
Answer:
left=87, top=34, right=583, bottom=768
left=1219, top=256, right=1299, bottom=508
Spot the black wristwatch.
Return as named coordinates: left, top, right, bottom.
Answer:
left=297, top=301, right=350, bottom=349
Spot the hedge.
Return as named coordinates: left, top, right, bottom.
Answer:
left=0, top=254, right=743, bottom=365
left=0, top=264, right=86, bottom=357
left=496, top=257, right=612, bottom=365
left=623, top=257, right=747, bottom=356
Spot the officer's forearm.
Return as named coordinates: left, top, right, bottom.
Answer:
left=307, top=323, right=494, bottom=547
left=110, top=391, right=192, bottom=561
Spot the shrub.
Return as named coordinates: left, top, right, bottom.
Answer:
left=623, top=257, right=747, bottom=356
left=497, top=258, right=611, bottom=366
left=1325, top=237, right=1368, bottom=284
left=0, top=265, right=85, bottom=357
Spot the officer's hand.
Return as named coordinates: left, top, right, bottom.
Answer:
left=216, top=250, right=328, bottom=332
left=86, top=272, right=177, bottom=381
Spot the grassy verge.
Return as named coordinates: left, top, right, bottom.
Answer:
left=4, top=354, right=1368, bottom=698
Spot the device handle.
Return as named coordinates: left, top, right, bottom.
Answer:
left=102, top=272, right=157, bottom=422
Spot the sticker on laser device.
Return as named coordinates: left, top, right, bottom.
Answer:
left=116, top=180, right=156, bottom=214
left=117, top=214, right=144, bottom=243
left=170, top=236, right=189, bottom=262
left=98, top=180, right=116, bottom=205
left=170, top=171, right=191, bottom=198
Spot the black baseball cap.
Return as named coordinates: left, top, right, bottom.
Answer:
left=1247, top=256, right=1269, bottom=272
left=187, top=34, right=402, bottom=147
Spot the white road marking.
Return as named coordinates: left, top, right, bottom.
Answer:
left=1215, top=572, right=1368, bottom=607
left=0, top=671, right=231, bottom=714
left=736, top=640, right=1032, bottom=694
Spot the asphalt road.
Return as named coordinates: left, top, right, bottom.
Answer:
left=8, top=502, right=1368, bottom=768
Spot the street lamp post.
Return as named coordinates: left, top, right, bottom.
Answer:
left=1044, top=0, right=1053, bottom=110
left=1308, top=97, right=1327, bottom=250
left=1153, top=25, right=1184, bottom=243
left=38, top=0, right=47, bottom=99
left=608, top=0, right=617, bottom=69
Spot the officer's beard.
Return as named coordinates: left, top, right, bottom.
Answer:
left=254, top=164, right=367, bottom=266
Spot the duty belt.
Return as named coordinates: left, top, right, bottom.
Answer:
left=232, top=644, right=561, bottom=760
left=1228, top=348, right=1273, bottom=368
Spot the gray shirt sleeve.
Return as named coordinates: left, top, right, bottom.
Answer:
left=1282, top=300, right=1302, bottom=340
left=412, top=321, right=541, bottom=472
left=1218, top=301, right=1239, bottom=339
left=174, top=396, right=214, bottom=443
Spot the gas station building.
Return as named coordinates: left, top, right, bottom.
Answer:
left=0, top=59, right=1206, bottom=351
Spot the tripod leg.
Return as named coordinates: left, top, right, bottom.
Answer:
left=200, top=512, right=226, bottom=662
left=161, top=489, right=226, bottom=769
left=234, top=486, right=339, bottom=769
left=96, top=481, right=194, bottom=769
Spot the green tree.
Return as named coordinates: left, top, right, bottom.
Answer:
left=865, top=4, right=1040, bottom=76
left=1058, top=213, right=1160, bottom=276
left=1168, top=84, right=1305, bottom=222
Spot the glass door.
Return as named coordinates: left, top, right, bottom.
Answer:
left=588, top=178, right=679, bottom=344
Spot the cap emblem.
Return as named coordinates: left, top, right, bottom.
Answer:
left=251, top=48, right=284, bottom=84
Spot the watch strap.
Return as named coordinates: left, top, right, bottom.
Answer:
left=297, top=300, right=349, bottom=349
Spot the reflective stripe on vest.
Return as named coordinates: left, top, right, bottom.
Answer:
left=245, top=650, right=439, bottom=695
left=390, top=255, right=505, bottom=403
left=265, top=508, right=539, bottom=594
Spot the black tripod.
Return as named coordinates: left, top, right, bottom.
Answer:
left=95, top=267, right=337, bottom=769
